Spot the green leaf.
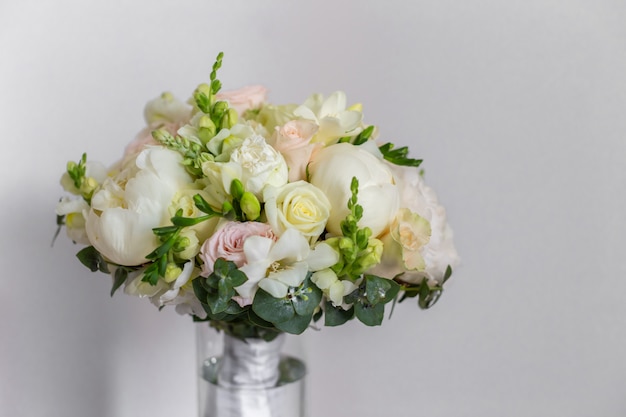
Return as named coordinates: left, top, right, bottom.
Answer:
left=274, top=312, right=312, bottom=335
left=76, top=246, right=109, bottom=273
left=142, top=263, right=161, bottom=286
left=443, top=265, right=453, bottom=284
left=353, top=125, right=374, bottom=145
left=418, top=285, right=443, bottom=309
left=324, top=301, right=354, bottom=326
left=354, top=301, right=384, bottom=326
left=248, top=310, right=277, bottom=329
left=171, top=215, right=212, bottom=227
left=194, top=194, right=220, bottom=216
left=292, top=275, right=322, bottom=316
left=152, top=225, right=179, bottom=236
left=364, top=275, right=400, bottom=305
left=252, top=288, right=295, bottom=324
left=379, top=142, right=423, bottom=167
left=110, top=267, right=128, bottom=297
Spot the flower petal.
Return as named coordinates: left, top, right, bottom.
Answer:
left=258, top=278, right=289, bottom=298
left=307, top=243, right=340, bottom=271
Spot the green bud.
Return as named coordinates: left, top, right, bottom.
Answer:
left=66, top=161, right=77, bottom=172
left=79, top=177, right=98, bottom=199
left=353, top=238, right=383, bottom=275
left=220, top=108, right=238, bottom=129
left=151, top=128, right=172, bottom=145
left=338, top=237, right=354, bottom=253
left=195, top=83, right=212, bottom=97
left=173, top=236, right=191, bottom=253
left=230, top=179, right=245, bottom=199
left=240, top=192, right=261, bottom=221
left=212, top=101, right=229, bottom=119
left=355, top=227, right=372, bottom=250
left=164, top=263, right=182, bottom=283
left=197, top=115, right=217, bottom=144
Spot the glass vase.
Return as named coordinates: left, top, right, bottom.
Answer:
left=196, top=323, right=307, bottom=417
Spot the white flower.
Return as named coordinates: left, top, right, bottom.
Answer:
left=85, top=146, right=192, bottom=266
left=371, top=164, right=460, bottom=284
left=308, top=142, right=399, bottom=238
left=237, top=229, right=339, bottom=300
left=311, top=269, right=358, bottom=308
left=263, top=181, right=331, bottom=243
left=55, top=197, right=90, bottom=245
left=294, top=91, right=363, bottom=145
left=151, top=261, right=207, bottom=319
left=228, top=135, right=288, bottom=200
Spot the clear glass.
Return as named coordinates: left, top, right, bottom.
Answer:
left=196, top=323, right=307, bottom=417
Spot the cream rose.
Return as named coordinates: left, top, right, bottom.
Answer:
left=308, top=143, right=399, bottom=238
left=263, top=181, right=331, bottom=242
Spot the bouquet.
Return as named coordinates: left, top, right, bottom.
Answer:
left=55, top=53, right=460, bottom=341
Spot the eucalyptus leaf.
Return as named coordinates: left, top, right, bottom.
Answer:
left=292, top=276, right=322, bottom=317
left=252, top=288, right=295, bottom=324
left=324, top=301, right=354, bottom=327
left=274, top=312, right=312, bottom=335
left=354, top=301, right=384, bottom=326
left=110, top=267, right=128, bottom=297
left=364, top=275, right=400, bottom=305
left=76, top=246, right=109, bottom=273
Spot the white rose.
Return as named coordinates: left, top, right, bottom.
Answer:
left=263, top=181, right=331, bottom=242
left=85, top=146, right=192, bottom=266
left=229, top=135, right=288, bottom=200
left=308, top=143, right=399, bottom=238
left=371, top=164, right=460, bottom=284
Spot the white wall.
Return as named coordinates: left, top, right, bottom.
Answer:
left=1, top=1, right=625, bottom=416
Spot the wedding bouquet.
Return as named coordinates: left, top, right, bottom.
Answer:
left=56, top=53, right=459, bottom=341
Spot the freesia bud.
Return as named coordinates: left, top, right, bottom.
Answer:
left=197, top=115, right=217, bottom=144
left=164, top=263, right=183, bottom=283
left=240, top=191, right=261, bottom=220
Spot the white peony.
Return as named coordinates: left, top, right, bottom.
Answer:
left=263, top=181, right=331, bottom=243
left=370, top=164, right=460, bottom=285
left=308, top=143, right=399, bottom=238
left=85, top=146, right=193, bottom=266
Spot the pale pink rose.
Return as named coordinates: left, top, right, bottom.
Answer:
left=269, top=120, right=322, bottom=182
left=199, top=221, right=275, bottom=277
left=216, top=85, right=268, bottom=116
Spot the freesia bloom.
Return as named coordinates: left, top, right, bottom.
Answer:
left=370, top=165, right=460, bottom=284
left=152, top=261, right=207, bottom=319
left=198, top=221, right=275, bottom=277
left=216, top=85, right=268, bottom=116
left=268, top=120, right=321, bottom=182
left=85, top=146, right=192, bottom=266
left=308, top=143, right=399, bottom=238
left=55, top=197, right=90, bottom=245
left=311, top=268, right=358, bottom=308
left=263, top=181, right=331, bottom=243
left=237, top=228, right=339, bottom=300
left=294, top=91, right=362, bottom=145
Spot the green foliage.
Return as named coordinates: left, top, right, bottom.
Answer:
left=379, top=142, right=423, bottom=167
left=142, top=200, right=222, bottom=285
left=324, top=301, right=354, bottom=326
left=396, top=266, right=454, bottom=310
left=343, top=275, right=401, bottom=326
left=76, top=246, right=109, bottom=274
left=195, top=258, right=248, bottom=314
left=151, top=129, right=211, bottom=177
left=252, top=275, right=322, bottom=335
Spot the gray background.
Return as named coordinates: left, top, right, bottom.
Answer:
left=1, top=0, right=625, bottom=416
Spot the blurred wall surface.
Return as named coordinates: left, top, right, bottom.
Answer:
left=1, top=1, right=625, bottom=416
